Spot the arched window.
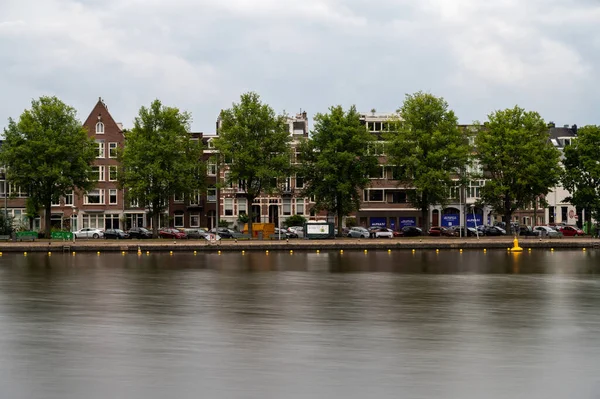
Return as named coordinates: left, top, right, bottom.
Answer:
left=96, top=122, right=104, bottom=134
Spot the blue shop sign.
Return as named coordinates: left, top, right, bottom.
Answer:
left=441, top=214, right=459, bottom=227
left=400, top=217, right=416, bottom=227
left=370, top=217, right=387, bottom=227
left=466, top=215, right=483, bottom=228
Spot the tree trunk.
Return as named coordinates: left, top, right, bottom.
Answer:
left=152, top=201, right=159, bottom=238
left=420, top=191, right=429, bottom=230
left=247, top=195, right=254, bottom=239
left=504, top=192, right=513, bottom=235
left=337, top=208, right=343, bottom=238
left=44, top=202, right=52, bottom=238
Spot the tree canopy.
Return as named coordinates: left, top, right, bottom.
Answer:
left=475, top=106, right=561, bottom=232
left=561, top=125, right=600, bottom=224
left=213, top=92, right=292, bottom=237
left=0, top=96, right=96, bottom=237
left=118, top=99, right=204, bottom=236
left=386, top=92, right=471, bottom=229
left=298, top=105, right=378, bottom=236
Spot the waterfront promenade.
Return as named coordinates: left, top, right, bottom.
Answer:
left=0, top=236, right=597, bottom=253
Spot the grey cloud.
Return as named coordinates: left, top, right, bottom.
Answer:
left=1, top=0, right=599, bottom=134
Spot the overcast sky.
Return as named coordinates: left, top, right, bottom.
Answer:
left=1, top=0, right=598, bottom=133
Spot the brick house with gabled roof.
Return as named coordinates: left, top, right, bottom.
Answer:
left=53, top=97, right=148, bottom=232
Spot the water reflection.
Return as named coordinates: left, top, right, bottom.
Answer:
left=0, top=250, right=599, bottom=398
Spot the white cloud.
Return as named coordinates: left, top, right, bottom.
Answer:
left=0, top=0, right=599, bottom=131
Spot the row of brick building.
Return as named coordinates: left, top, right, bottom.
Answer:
left=0, top=98, right=582, bottom=233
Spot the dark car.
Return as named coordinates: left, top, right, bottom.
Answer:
left=209, top=227, right=239, bottom=239
left=428, top=226, right=453, bottom=237
left=519, top=226, right=539, bottom=237
left=158, top=228, right=187, bottom=239
left=397, top=226, right=423, bottom=237
left=127, top=227, right=152, bottom=239
left=483, top=226, right=506, bottom=236
left=184, top=228, right=209, bottom=239
left=447, top=226, right=478, bottom=237
left=104, top=229, right=129, bottom=239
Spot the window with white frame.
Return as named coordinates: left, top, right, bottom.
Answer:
left=65, top=191, right=74, bottom=206
left=84, top=189, right=104, bottom=204
left=51, top=197, right=60, bottom=206
left=190, top=213, right=200, bottom=227
left=174, top=192, right=184, bottom=202
left=466, top=180, right=485, bottom=199
left=296, top=198, right=305, bottom=215
left=91, top=165, right=105, bottom=181
left=0, top=181, right=5, bottom=198
left=208, top=162, right=216, bottom=176
left=109, top=189, right=118, bottom=205
left=207, top=187, right=216, bottom=202
left=282, top=198, right=291, bottom=215
left=174, top=211, right=184, bottom=227
left=109, top=166, right=117, bottom=181
left=237, top=198, right=247, bottom=215
left=295, top=175, right=304, bottom=189
left=364, top=189, right=384, bottom=202
left=9, top=184, right=27, bottom=197
left=82, top=214, right=104, bottom=229
left=190, top=190, right=201, bottom=205
left=109, top=142, right=118, bottom=158
left=224, top=198, right=233, bottom=216
left=369, top=166, right=385, bottom=179
left=95, top=140, right=105, bottom=158
left=96, top=122, right=104, bottom=134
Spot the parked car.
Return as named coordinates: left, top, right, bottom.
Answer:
left=104, top=229, right=129, bottom=239
left=287, top=226, right=305, bottom=238
left=370, top=227, right=394, bottom=238
left=73, top=228, right=104, bottom=239
left=127, top=227, right=153, bottom=239
left=428, top=226, right=453, bottom=237
left=209, top=227, right=244, bottom=239
left=274, top=227, right=297, bottom=239
left=533, top=226, right=563, bottom=238
left=483, top=226, right=506, bottom=236
left=158, top=228, right=187, bottom=239
left=558, top=225, right=584, bottom=237
left=183, top=228, right=209, bottom=239
left=447, top=226, right=478, bottom=237
left=347, top=226, right=370, bottom=238
left=518, top=226, right=540, bottom=237
left=397, top=226, right=423, bottom=237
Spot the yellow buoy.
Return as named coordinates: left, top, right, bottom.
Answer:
left=459, top=249, right=463, bottom=253
left=122, top=251, right=125, bottom=255
left=169, top=251, right=173, bottom=256
left=146, top=251, right=150, bottom=255
left=97, top=251, right=100, bottom=256
left=137, top=251, right=142, bottom=256
left=340, top=249, right=343, bottom=254
left=551, top=248, right=554, bottom=252
left=436, top=249, right=439, bottom=253
left=242, top=250, right=245, bottom=255
left=290, top=250, right=293, bottom=254
left=528, top=248, right=531, bottom=252
left=72, top=251, right=76, bottom=256
left=194, top=250, right=197, bottom=255
left=388, top=249, right=391, bottom=253
left=483, top=249, right=487, bottom=253
left=218, top=250, right=221, bottom=255
left=583, top=248, right=586, bottom=251
left=511, top=237, right=523, bottom=252
left=266, top=250, right=269, bottom=254
left=364, top=249, right=368, bottom=254
left=24, top=252, right=27, bottom=256
left=412, top=249, right=415, bottom=253
left=48, top=252, right=51, bottom=256
left=316, top=249, right=320, bottom=254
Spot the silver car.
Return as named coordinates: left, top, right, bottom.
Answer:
left=347, top=227, right=369, bottom=238
left=534, top=226, right=563, bottom=238
left=73, top=228, right=104, bottom=239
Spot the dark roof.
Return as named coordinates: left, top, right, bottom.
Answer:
left=548, top=125, right=577, bottom=140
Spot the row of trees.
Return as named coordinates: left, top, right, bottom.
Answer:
left=1, top=92, right=598, bottom=238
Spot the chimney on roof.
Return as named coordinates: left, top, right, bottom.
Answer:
left=572, top=124, right=578, bottom=134
left=563, top=124, right=569, bottom=128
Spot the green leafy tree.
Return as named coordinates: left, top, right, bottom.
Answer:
left=119, top=100, right=204, bottom=237
left=298, top=105, right=378, bottom=236
left=386, top=92, right=471, bottom=229
left=561, top=125, right=600, bottom=226
left=0, top=96, right=96, bottom=238
left=213, top=92, right=292, bottom=238
left=475, top=106, right=561, bottom=233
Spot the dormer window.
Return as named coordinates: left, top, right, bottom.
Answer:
left=96, top=122, right=104, bottom=134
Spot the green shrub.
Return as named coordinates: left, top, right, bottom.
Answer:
left=284, top=215, right=307, bottom=227
left=218, top=219, right=230, bottom=228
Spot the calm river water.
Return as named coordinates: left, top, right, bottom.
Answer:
left=0, top=250, right=599, bottom=399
